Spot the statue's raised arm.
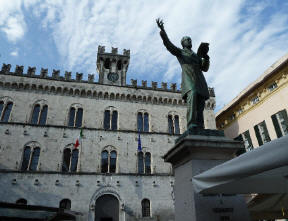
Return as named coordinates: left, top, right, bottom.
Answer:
left=156, top=18, right=181, bottom=56
left=156, top=18, right=211, bottom=130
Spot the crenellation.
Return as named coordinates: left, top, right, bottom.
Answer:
left=1, top=63, right=11, bottom=74
left=170, top=83, right=177, bottom=92
left=161, top=82, right=167, bottom=90
left=98, top=45, right=105, bottom=53
left=112, top=47, right=118, bottom=54
left=123, top=49, right=130, bottom=56
left=40, top=68, right=48, bottom=78
left=142, top=80, right=147, bottom=88
left=76, top=72, right=83, bottom=81
left=152, top=81, right=158, bottom=89
left=65, top=71, right=71, bottom=80
left=88, top=74, right=94, bottom=83
left=52, top=69, right=60, bottom=79
left=131, top=79, right=137, bottom=87
left=15, top=65, right=24, bottom=75
left=27, top=66, right=36, bottom=76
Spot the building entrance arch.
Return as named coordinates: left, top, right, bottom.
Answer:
left=95, top=194, right=119, bottom=221
left=88, top=186, right=125, bottom=221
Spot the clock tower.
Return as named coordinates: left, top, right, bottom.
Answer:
left=97, top=45, right=130, bottom=86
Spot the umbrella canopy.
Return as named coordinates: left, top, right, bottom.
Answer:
left=192, top=135, right=288, bottom=194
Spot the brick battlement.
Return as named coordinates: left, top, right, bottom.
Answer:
left=0, top=63, right=215, bottom=97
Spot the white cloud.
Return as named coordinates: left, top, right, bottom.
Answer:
left=10, top=49, right=19, bottom=57
left=2, top=16, right=26, bottom=42
left=1, top=0, right=288, bottom=111
left=0, top=0, right=26, bottom=42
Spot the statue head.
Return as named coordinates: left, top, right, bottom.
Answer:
left=181, top=36, right=192, bottom=49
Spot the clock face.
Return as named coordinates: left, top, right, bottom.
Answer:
left=107, top=72, right=119, bottom=82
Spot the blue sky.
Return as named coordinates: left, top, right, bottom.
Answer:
left=1, top=0, right=288, bottom=112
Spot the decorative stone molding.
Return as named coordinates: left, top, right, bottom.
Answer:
left=0, top=64, right=223, bottom=106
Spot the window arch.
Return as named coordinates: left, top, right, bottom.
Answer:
left=101, top=148, right=117, bottom=173
left=61, top=145, right=79, bottom=172
left=104, top=107, right=118, bottom=130
left=168, top=113, right=180, bottom=135
left=137, top=152, right=144, bottom=174
left=31, top=100, right=48, bottom=125
left=68, top=104, right=83, bottom=128
left=0, top=97, right=13, bottom=122
left=59, top=199, right=71, bottom=210
left=142, top=199, right=151, bottom=217
left=137, top=111, right=149, bottom=132
left=137, top=151, right=151, bottom=174
left=16, top=198, right=27, bottom=205
left=21, top=142, right=41, bottom=171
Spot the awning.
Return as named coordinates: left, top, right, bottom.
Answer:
left=192, top=135, right=288, bottom=194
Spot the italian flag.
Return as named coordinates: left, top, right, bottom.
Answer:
left=74, top=128, right=83, bottom=148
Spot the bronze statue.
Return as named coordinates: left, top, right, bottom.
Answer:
left=156, top=18, right=210, bottom=129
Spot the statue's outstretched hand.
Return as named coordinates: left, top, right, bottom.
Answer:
left=156, top=18, right=165, bottom=31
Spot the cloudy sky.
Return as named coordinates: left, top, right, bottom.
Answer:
left=1, top=0, right=288, bottom=112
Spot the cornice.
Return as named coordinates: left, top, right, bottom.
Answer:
left=0, top=170, right=173, bottom=176
left=0, top=121, right=181, bottom=137
left=217, top=67, right=288, bottom=129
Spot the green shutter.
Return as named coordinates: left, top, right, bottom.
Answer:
left=254, top=125, right=263, bottom=146
left=262, top=121, right=271, bottom=142
left=280, top=109, right=288, bottom=135
left=271, top=114, right=282, bottom=138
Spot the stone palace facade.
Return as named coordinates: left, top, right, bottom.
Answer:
left=0, top=46, right=216, bottom=221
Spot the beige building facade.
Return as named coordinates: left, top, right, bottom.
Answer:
left=216, top=53, right=288, bottom=150
left=0, top=46, right=216, bottom=221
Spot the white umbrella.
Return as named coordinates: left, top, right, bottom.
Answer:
left=192, top=135, right=288, bottom=194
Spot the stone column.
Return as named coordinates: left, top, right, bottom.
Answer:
left=164, top=129, right=250, bottom=221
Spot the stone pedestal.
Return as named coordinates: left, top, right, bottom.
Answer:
left=164, top=130, right=250, bottom=221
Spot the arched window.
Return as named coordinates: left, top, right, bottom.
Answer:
left=0, top=98, right=13, bottom=122
left=61, top=146, right=79, bottom=172
left=21, top=143, right=40, bottom=171
left=110, top=151, right=117, bottom=173
left=29, top=147, right=40, bottom=171
left=137, top=111, right=149, bottom=132
left=137, top=151, right=151, bottom=174
left=101, top=150, right=117, bottom=173
left=137, top=152, right=144, bottom=174
left=168, top=114, right=180, bottom=135
left=16, top=198, right=27, bottom=205
left=104, top=107, right=118, bottom=130
left=145, top=152, right=151, bottom=174
left=62, top=148, right=71, bottom=172
left=31, top=102, right=48, bottom=125
left=68, top=105, right=83, bottom=128
left=142, top=199, right=151, bottom=217
left=59, top=199, right=71, bottom=210
left=101, top=150, right=109, bottom=173
left=31, top=104, right=40, bottom=124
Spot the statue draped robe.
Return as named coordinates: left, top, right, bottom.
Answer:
left=159, top=30, right=210, bottom=128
